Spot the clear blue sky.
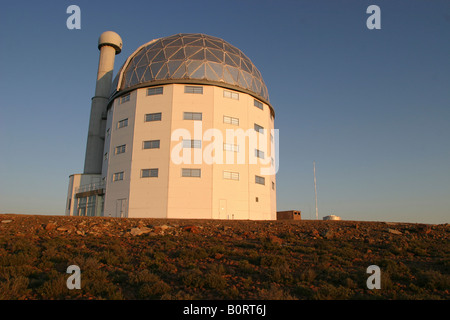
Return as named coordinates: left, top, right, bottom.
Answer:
left=0, top=0, right=449, bottom=224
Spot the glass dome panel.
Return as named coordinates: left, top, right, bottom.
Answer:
left=112, top=33, right=269, bottom=102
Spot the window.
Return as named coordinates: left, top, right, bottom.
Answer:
left=224, top=143, right=239, bottom=152
left=106, top=128, right=110, bottom=137
left=104, top=153, right=108, bottom=161
left=256, top=197, right=259, bottom=202
left=141, top=168, right=158, bottom=178
left=147, top=87, right=163, bottom=96
left=145, top=112, right=162, bottom=122
left=113, top=171, right=124, bottom=181
left=77, top=197, right=86, bottom=216
left=184, top=86, right=203, bottom=94
left=120, top=94, right=130, bottom=104
left=272, top=181, right=275, bottom=190
left=223, top=171, right=239, bottom=181
left=183, top=112, right=202, bottom=120
left=223, top=115, right=239, bottom=126
left=254, top=99, right=263, bottom=110
left=255, top=175, right=265, bottom=185
left=86, top=195, right=97, bottom=217
left=183, top=139, right=202, bottom=148
left=117, top=118, right=128, bottom=129
left=255, top=149, right=265, bottom=159
left=143, top=140, right=160, bottom=149
left=254, top=123, right=264, bottom=134
left=182, top=168, right=201, bottom=177
left=115, top=144, right=126, bottom=155
left=223, top=90, right=239, bottom=100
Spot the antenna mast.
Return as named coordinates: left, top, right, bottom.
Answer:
left=314, top=161, right=318, bottom=220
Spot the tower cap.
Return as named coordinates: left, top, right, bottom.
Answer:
left=98, top=31, right=122, bottom=54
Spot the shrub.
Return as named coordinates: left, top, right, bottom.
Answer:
left=36, top=272, right=68, bottom=299
left=71, top=256, right=101, bottom=272
left=417, top=270, right=450, bottom=291
left=0, top=252, right=36, bottom=267
left=130, top=269, right=160, bottom=285
left=267, top=266, right=292, bottom=283
left=345, top=277, right=357, bottom=289
left=208, top=245, right=227, bottom=254
left=138, top=280, right=171, bottom=299
left=177, top=247, right=208, bottom=261
left=80, top=268, right=123, bottom=299
left=180, top=268, right=205, bottom=289
left=260, top=255, right=287, bottom=268
left=298, top=268, right=316, bottom=283
left=377, top=259, right=411, bottom=281
left=223, top=285, right=240, bottom=299
left=292, top=283, right=314, bottom=299
left=313, top=283, right=352, bottom=300
left=380, top=271, right=393, bottom=290
left=99, top=250, right=120, bottom=265
left=207, top=263, right=225, bottom=274
left=256, top=283, right=295, bottom=300
left=159, top=262, right=178, bottom=274
left=293, top=244, right=315, bottom=254
left=0, top=276, right=30, bottom=299
left=238, top=259, right=255, bottom=275
left=205, top=273, right=227, bottom=290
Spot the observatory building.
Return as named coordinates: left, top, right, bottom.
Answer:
left=66, top=32, right=277, bottom=219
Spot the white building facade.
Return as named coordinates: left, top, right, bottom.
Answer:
left=66, top=33, right=277, bottom=220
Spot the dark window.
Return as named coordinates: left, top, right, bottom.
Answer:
left=184, top=86, right=203, bottom=94
left=113, top=171, right=124, bottom=181
left=182, top=168, right=201, bottom=177
left=145, top=112, right=162, bottom=122
left=254, top=123, right=264, bottom=134
left=117, top=118, right=128, bottom=129
left=147, top=87, right=164, bottom=96
left=255, top=175, right=265, bottom=185
left=141, top=168, right=159, bottom=178
left=120, top=94, right=130, bottom=103
left=255, top=149, right=265, bottom=159
left=143, top=140, right=160, bottom=149
left=183, top=112, right=202, bottom=120
left=183, top=139, right=202, bottom=148
left=254, top=99, right=263, bottom=110
left=115, top=144, right=126, bottom=155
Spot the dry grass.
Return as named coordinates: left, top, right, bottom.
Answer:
left=0, top=214, right=448, bottom=300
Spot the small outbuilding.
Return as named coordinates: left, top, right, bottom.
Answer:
left=277, top=210, right=301, bottom=220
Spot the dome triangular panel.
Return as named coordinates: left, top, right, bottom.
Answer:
left=112, top=33, right=269, bottom=103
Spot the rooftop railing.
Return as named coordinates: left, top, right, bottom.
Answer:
left=75, top=181, right=105, bottom=194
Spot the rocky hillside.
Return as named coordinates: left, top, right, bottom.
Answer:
left=0, top=213, right=448, bottom=300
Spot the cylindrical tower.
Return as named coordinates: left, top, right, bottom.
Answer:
left=84, top=31, right=122, bottom=174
